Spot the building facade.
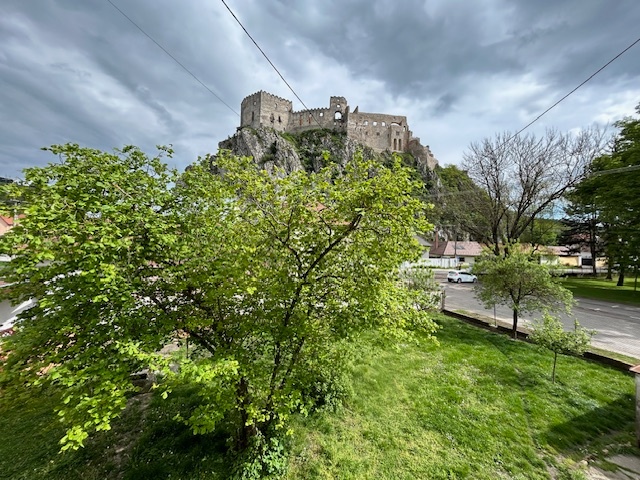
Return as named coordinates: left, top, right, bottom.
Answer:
left=239, top=91, right=438, bottom=168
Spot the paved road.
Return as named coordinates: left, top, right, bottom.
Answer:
left=437, top=271, right=640, bottom=360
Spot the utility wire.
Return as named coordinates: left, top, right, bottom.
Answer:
left=220, top=0, right=323, bottom=127
left=105, top=0, right=239, bottom=117
left=591, top=164, right=640, bottom=176
left=501, top=35, right=640, bottom=147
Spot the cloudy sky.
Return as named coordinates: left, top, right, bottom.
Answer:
left=1, top=0, right=639, bottom=178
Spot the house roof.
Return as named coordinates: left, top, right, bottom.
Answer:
left=0, top=216, right=15, bottom=227
left=429, top=241, right=484, bottom=257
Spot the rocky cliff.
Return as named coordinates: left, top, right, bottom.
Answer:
left=218, top=126, right=437, bottom=187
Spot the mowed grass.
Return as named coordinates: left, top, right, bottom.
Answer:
left=562, top=276, right=640, bottom=305
left=0, top=314, right=636, bottom=479
left=286, top=315, right=635, bottom=479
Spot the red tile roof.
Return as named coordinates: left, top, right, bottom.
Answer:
left=429, top=241, right=485, bottom=257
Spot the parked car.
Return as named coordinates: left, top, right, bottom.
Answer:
left=447, top=270, right=478, bottom=283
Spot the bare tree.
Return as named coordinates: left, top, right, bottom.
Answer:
left=462, top=127, right=607, bottom=255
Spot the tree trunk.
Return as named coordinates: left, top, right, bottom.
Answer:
left=590, top=234, right=598, bottom=276
left=606, top=257, right=613, bottom=280
left=617, top=266, right=626, bottom=287
left=236, top=377, right=258, bottom=451
left=512, top=309, right=518, bottom=339
left=552, top=351, right=558, bottom=383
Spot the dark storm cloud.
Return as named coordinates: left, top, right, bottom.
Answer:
left=240, top=0, right=640, bottom=110
left=0, top=0, right=245, bottom=177
left=0, top=0, right=639, bottom=177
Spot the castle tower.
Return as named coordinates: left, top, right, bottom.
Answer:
left=240, top=91, right=292, bottom=132
left=329, top=96, right=347, bottom=122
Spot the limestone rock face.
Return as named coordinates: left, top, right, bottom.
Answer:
left=218, top=127, right=303, bottom=175
left=217, top=127, right=437, bottom=193
left=218, top=127, right=378, bottom=174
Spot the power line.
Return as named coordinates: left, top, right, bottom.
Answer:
left=220, top=0, right=322, bottom=127
left=502, top=35, right=640, bottom=146
left=105, top=0, right=239, bottom=117
left=591, top=164, right=640, bottom=176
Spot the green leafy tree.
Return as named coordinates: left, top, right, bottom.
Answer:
left=558, top=195, right=604, bottom=276
left=473, top=246, right=574, bottom=339
left=568, top=105, right=640, bottom=285
left=529, top=314, right=594, bottom=382
left=0, top=144, right=437, bottom=463
left=430, top=164, right=492, bottom=242
left=398, top=265, right=443, bottom=311
left=519, top=216, right=561, bottom=248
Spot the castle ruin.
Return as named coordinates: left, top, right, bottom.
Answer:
left=239, top=91, right=438, bottom=170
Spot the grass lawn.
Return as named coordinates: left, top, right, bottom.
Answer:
left=0, top=314, right=636, bottom=479
left=562, top=276, right=640, bottom=305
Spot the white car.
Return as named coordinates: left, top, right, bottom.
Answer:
left=447, top=270, right=477, bottom=283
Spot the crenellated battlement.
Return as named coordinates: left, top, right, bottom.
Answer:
left=242, top=90, right=292, bottom=106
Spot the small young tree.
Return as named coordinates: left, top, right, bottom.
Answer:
left=473, top=246, right=574, bottom=339
left=529, top=314, right=595, bottom=382
left=398, top=265, right=442, bottom=311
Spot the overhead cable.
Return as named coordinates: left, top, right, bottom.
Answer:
left=503, top=35, right=640, bottom=146
left=105, top=0, right=239, bottom=116
left=220, top=0, right=322, bottom=127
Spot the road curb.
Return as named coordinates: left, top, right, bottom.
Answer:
left=442, top=309, right=636, bottom=373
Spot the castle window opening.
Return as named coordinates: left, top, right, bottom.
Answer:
left=319, top=112, right=323, bottom=117
left=299, top=116, right=302, bottom=126
left=373, top=121, right=377, bottom=126
left=393, top=138, right=397, bottom=150
left=253, top=101, right=257, bottom=106
left=275, top=103, right=278, bottom=108
left=308, top=115, right=312, bottom=125
left=334, top=111, right=342, bottom=120
left=278, top=115, right=281, bottom=123
left=364, top=120, right=368, bottom=126
left=376, top=132, right=380, bottom=136
left=381, top=121, right=386, bottom=127
left=399, top=139, right=402, bottom=149
left=251, top=111, right=254, bottom=122
left=337, top=104, right=341, bottom=108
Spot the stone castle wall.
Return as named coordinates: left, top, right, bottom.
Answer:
left=239, top=91, right=437, bottom=166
